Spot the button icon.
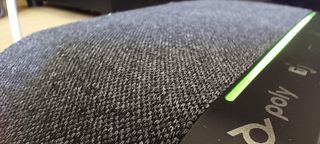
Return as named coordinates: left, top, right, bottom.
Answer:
left=307, top=44, right=313, bottom=51
left=288, top=64, right=317, bottom=77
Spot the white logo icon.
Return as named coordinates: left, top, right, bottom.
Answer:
left=227, top=118, right=275, bottom=144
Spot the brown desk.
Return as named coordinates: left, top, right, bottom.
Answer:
left=27, top=0, right=173, bottom=14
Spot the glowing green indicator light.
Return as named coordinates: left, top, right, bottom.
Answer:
left=225, top=12, right=317, bottom=102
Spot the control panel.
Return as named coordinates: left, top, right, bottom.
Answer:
left=181, top=13, right=320, bottom=144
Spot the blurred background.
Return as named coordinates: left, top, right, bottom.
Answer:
left=1, top=0, right=320, bottom=52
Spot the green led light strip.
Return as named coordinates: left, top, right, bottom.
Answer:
left=225, top=12, right=317, bottom=102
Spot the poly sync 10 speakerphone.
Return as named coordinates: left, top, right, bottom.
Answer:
left=0, top=1, right=319, bottom=144
left=181, top=12, right=320, bottom=144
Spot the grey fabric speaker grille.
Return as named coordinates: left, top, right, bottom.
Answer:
left=0, top=1, right=309, bottom=143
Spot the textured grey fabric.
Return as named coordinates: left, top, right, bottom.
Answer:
left=0, top=0, right=309, bottom=143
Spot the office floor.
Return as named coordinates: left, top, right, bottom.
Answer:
left=0, top=0, right=93, bottom=52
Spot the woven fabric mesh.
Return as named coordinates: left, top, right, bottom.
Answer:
left=0, top=0, right=309, bottom=143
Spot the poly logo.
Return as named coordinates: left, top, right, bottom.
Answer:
left=226, top=86, right=298, bottom=144
left=227, top=118, right=275, bottom=144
